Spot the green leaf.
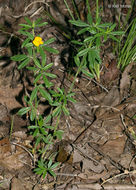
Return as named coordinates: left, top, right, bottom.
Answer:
left=94, top=63, right=100, bottom=79
left=33, top=128, right=39, bottom=137
left=28, top=125, right=38, bottom=129
left=43, top=125, right=54, bottom=130
left=48, top=170, right=56, bottom=177
left=69, top=20, right=90, bottom=27
left=94, top=32, right=104, bottom=38
left=54, top=130, right=64, bottom=140
left=77, top=48, right=89, bottom=57
left=43, top=134, right=52, bottom=144
left=39, top=88, right=52, bottom=103
left=133, top=115, right=136, bottom=119
left=87, top=13, right=93, bottom=25
left=109, top=23, right=116, bottom=31
left=18, top=57, right=30, bottom=69
left=97, top=23, right=112, bottom=28
left=25, top=32, right=34, bottom=40
left=21, top=38, right=30, bottom=48
left=34, top=168, right=43, bottom=175
left=110, top=31, right=124, bottom=35
left=40, top=128, right=48, bottom=135
left=42, top=170, right=47, bottom=178
left=19, top=24, right=32, bottom=29
left=67, top=97, right=76, bottom=103
left=57, top=87, right=64, bottom=94
left=88, top=48, right=101, bottom=68
left=50, top=162, right=60, bottom=169
left=96, top=36, right=101, bottom=47
left=27, top=66, right=38, bottom=71
left=43, top=46, right=59, bottom=54
left=43, top=75, right=53, bottom=88
left=66, top=92, right=75, bottom=97
left=34, top=73, right=42, bottom=83
left=33, top=58, right=42, bottom=68
left=36, top=22, right=48, bottom=27
left=89, top=28, right=97, bottom=34
left=43, top=38, right=55, bottom=46
left=52, top=106, right=61, bottom=117
left=39, top=47, right=46, bottom=67
left=77, top=27, right=89, bottom=35
left=109, top=35, right=119, bottom=42
left=51, top=102, right=60, bottom=106
left=43, top=63, right=53, bottom=71
left=48, top=159, right=52, bottom=168
left=82, top=68, right=94, bottom=78
left=62, top=105, right=69, bottom=115
left=84, top=36, right=94, bottom=43
left=19, top=30, right=27, bottom=35
left=35, top=18, right=42, bottom=25
left=30, top=87, right=38, bottom=102
left=11, top=54, right=28, bottom=61
left=24, top=17, right=32, bottom=26
left=96, top=16, right=101, bottom=25
left=44, top=115, right=52, bottom=123
left=74, top=56, right=80, bottom=67
left=71, top=40, right=83, bottom=45
left=27, top=47, right=33, bottom=56
left=18, top=107, right=31, bottom=115
left=45, top=72, right=56, bottom=78
left=30, top=107, right=36, bottom=121
left=35, top=136, right=41, bottom=146
left=25, top=43, right=33, bottom=47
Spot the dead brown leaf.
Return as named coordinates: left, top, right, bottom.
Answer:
left=101, top=136, right=126, bottom=160
left=11, top=177, right=25, bottom=190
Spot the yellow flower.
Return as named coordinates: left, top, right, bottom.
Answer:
left=33, top=36, right=44, bottom=47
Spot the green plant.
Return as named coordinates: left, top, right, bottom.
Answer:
left=64, top=0, right=124, bottom=80
left=34, top=158, right=59, bottom=178
left=118, top=17, right=136, bottom=70
left=11, top=17, right=76, bottom=178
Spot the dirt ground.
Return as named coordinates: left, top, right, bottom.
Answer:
left=0, top=0, right=136, bottom=189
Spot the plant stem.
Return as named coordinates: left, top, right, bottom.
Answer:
left=63, top=0, right=75, bottom=20
left=68, top=55, right=87, bottom=93
left=86, top=0, right=91, bottom=15
left=96, top=0, right=99, bottom=21
left=54, top=112, right=61, bottom=133
left=9, top=115, right=14, bottom=140
left=71, top=0, right=80, bottom=20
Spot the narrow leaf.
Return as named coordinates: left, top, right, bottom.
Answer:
left=19, top=24, right=32, bottom=29
left=34, top=73, right=42, bottom=83
left=39, top=88, right=52, bottom=103
left=43, top=63, right=53, bottom=71
left=33, top=58, right=42, bottom=68
left=21, top=38, right=30, bottom=48
left=43, top=38, right=55, bottom=46
left=18, top=57, right=30, bottom=69
left=71, top=40, right=83, bottom=45
left=77, top=27, right=89, bottom=35
left=30, top=87, right=38, bottom=102
left=69, top=20, right=90, bottom=27
left=45, top=72, right=56, bottom=78
left=36, top=22, right=48, bottom=27
left=39, top=47, right=46, bottom=66
left=18, top=107, right=31, bottom=115
left=24, top=17, right=32, bottom=26
left=43, top=46, right=59, bottom=54
left=82, top=68, right=94, bottom=78
left=77, top=48, right=89, bottom=57
left=11, top=54, right=27, bottom=61
left=52, top=106, right=61, bottom=117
